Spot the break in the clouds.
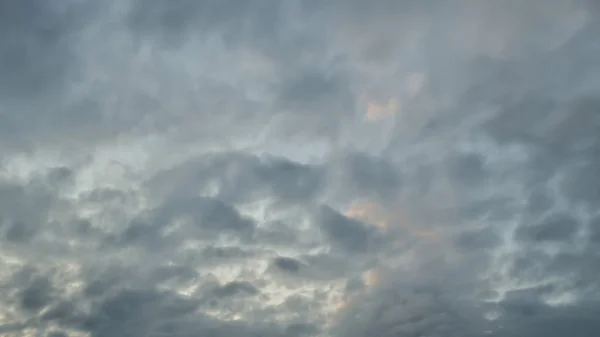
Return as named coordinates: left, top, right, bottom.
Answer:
left=1, top=0, right=599, bottom=336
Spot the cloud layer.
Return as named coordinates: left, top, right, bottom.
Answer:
left=1, top=1, right=599, bottom=336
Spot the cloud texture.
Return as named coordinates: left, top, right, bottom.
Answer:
left=1, top=0, right=599, bottom=336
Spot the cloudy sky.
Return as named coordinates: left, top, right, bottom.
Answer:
left=1, top=0, right=600, bottom=336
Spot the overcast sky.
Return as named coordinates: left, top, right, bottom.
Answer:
left=1, top=1, right=599, bottom=336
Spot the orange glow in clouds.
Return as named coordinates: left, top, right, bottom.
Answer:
left=344, top=201, right=390, bottom=230
left=344, top=201, right=443, bottom=292
left=333, top=200, right=444, bottom=318
left=344, top=201, right=438, bottom=240
left=363, top=268, right=382, bottom=287
left=365, top=98, right=399, bottom=121
left=361, top=73, right=425, bottom=122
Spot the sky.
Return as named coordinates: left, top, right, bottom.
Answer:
left=0, top=0, right=599, bottom=336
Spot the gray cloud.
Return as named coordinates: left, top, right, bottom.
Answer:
left=272, top=256, right=304, bottom=274
left=0, top=0, right=77, bottom=99
left=0, top=0, right=108, bottom=153
left=314, top=205, right=378, bottom=254
left=515, top=212, right=580, bottom=243
left=1, top=0, right=599, bottom=336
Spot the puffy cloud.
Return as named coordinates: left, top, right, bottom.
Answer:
left=1, top=0, right=599, bottom=336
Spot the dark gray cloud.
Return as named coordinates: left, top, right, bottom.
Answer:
left=212, top=281, right=259, bottom=298
left=0, top=0, right=108, bottom=152
left=0, top=0, right=77, bottom=99
left=1, top=0, right=599, bottom=336
left=47, top=332, right=68, bottom=337
left=146, top=151, right=326, bottom=206
left=314, top=205, right=381, bottom=254
left=272, top=256, right=304, bottom=273
left=515, top=212, right=580, bottom=243
left=128, top=0, right=283, bottom=49
left=454, top=226, right=501, bottom=251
